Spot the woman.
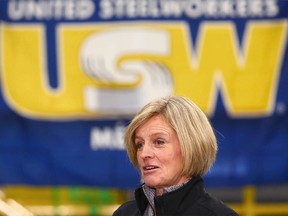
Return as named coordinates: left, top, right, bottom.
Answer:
left=113, top=96, right=238, bottom=216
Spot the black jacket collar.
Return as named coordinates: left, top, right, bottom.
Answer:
left=134, top=176, right=204, bottom=215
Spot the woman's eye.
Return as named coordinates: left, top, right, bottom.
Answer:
left=135, top=142, right=143, bottom=150
left=155, top=139, right=164, bottom=145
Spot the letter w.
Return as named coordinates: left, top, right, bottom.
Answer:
left=182, top=21, right=287, bottom=117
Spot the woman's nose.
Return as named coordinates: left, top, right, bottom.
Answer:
left=140, top=144, right=154, bottom=159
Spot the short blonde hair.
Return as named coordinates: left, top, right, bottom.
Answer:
left=125, top=96, right=218, bottom=177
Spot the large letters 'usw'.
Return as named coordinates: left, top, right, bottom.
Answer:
left=1, top=21, right=286, bottom=119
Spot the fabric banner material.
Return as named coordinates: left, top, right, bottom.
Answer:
left=0, top=0, right=287, bottom=188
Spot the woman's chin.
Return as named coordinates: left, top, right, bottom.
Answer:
left=143, top=177, right=160, bottom=188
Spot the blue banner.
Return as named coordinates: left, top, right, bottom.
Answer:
left=0, top=0, right=287, bottom=188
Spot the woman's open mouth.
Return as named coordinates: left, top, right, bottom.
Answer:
left=143, top=165, right=159, bottom=174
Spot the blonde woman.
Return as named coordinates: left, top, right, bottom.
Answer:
left=113, top=96, right=238, bottom=216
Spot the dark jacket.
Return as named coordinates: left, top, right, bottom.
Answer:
left=113, top=177, right=238, bottom=216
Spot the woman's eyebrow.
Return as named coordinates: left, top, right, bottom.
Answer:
left=135, top=132, right=169, bottom=140
left=149, top=132, right=170, bottom=138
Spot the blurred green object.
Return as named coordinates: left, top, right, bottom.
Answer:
left=0, top=185, right=127, bottom=216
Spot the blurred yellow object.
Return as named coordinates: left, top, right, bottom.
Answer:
left=229, top=186, right=288, bottom=216
left=1, top=185, right=288, bottom=216
left=0, top=186, right=126, bottom=216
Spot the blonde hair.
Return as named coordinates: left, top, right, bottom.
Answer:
left=125, top=96, right=218, bottom=177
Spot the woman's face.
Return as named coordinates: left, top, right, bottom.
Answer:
left=135, top=114, right=188, bottom=195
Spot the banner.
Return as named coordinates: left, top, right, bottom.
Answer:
left=0, top=0, right=287, bottom=188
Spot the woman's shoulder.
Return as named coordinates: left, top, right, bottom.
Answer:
left=196, top=192, right=239, bottom=216
left=112, top=200, right=140, bottom=216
